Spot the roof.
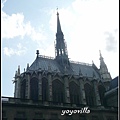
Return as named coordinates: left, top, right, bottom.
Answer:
left=109, top=76, right=118, bottom=90
left=104, top=76, right=118, bottom=96
left=27, top=55, right=101, bottom=79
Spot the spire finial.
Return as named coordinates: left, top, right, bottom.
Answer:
left=18, top=65, right=20, bottom=75
left=24, top=68, right=25, bottom=72
left=56, top=7, right=59, bottom=15
left=99, top=50, right=104, bottom=61
left=15, top=71, right=17, bottom=77
left=99, top=50, right=102, bottom=57
left=27, top=63, right=29, bottom=70
left=36, top=50, right=39, bottom=57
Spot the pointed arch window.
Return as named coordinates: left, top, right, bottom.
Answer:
left=21, top=79, right=26, bottom=99
left=84, top=83, right=94, bottom=106
left=98, top=85, right=106, bottom=105
left=42, top=78, right=48, bottom=101
left=30, top=77, right=38, bottom=100
left=52, top=80, right=64, bottom=103
left=69, top=82, right=80, bottom=104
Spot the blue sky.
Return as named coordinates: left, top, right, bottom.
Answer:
left=1, top=0, right=119, bottom=97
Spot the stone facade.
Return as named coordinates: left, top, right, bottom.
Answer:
left=13, top=68, right=109, bottom=107
left=12, top=45, right=112, bottom=109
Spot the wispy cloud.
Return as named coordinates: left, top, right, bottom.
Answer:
left=1, top=0, right=48, bottom=57
left=1, top=0, right=47, bottom=43
left=1, top=11, right=47, bottom=42
left=104, top=30, right=118, bottom=52
left=3, top=43, right=27, bottom=57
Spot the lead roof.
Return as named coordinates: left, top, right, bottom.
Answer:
left=27, top=55, right=101, bottom=79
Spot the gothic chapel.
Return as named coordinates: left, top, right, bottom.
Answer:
left=14, top=12, right=112, bottom=107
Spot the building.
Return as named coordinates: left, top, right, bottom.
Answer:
left=2, top=11, right=118, bottom=120
left=104, top=76, right=118, bottom=108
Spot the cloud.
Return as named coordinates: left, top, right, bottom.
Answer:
left=3, top=43, right=27, bottom=57
left=1, top=11, right=47, bottom=42
left=1, top=0, right=49, bottom=57
left=1, top=0, right=47, bottom=43
left=2, top=12, right=26, bottom=39
left=104, top=31, right=118, bottom=52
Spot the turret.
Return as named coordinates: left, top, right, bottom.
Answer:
left=99, top=50, right=112, bottom=90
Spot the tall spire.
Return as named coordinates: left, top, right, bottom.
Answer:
left=55, top=11, right=68, bottom=58
left=55, top=10, right=69, bottom=66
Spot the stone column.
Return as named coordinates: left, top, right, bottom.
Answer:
left=14, top=78, right=20, bottom=98
left=17, top=66, right=21, bottom=98
left=26, top=73, right=30, bottom=99
left=14, top=71, right=18, bottom=98
left=79, top=77, right=86, bottom=105
left=92, top=79, right=101, bottom=106
left=38, top=72, right=42, bottom=100
left=14, top=81, right=17, bottom=98
left=14, top=74, right=21, bottom=98
left=48, top=72, right=52, bottom=101
left=64, top=75, right=70, bottom=103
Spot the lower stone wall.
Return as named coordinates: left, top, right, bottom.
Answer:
left=2, top=102, right=118, bottom=120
